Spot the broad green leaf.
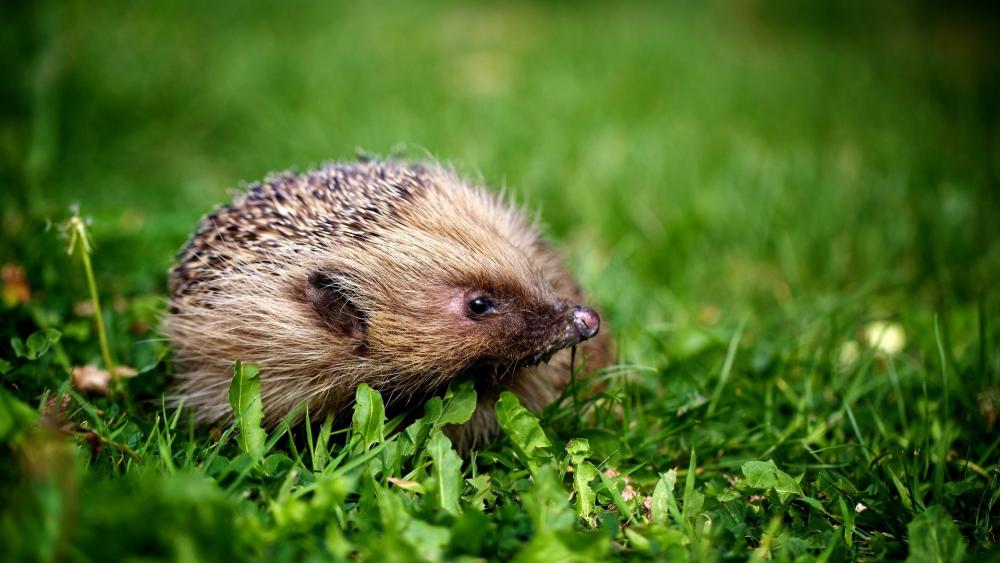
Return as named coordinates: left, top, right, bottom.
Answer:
left=376, top=487, right=450, bottom=561
left=10, top=337, right=26, bottom=358
left=566, top=438, right=591, bottom=461
left=523, top=464, right=575, bottom=533
left=260, top=453, right=293, bottom=477
left=627, top=525, right=690, bottom=559
left=399, top=383, right=478, bottom=463
left=449, top=509, right=492, bottom=555
left=225, top=452, right=255, bottom=477
left=352, top=383, right=385, bottom=451
left=905, top=506, right=967, bottom=563
left=311, top=473, right=353, bottom=513
left=228, top=361, right=266, bottom=460
left=0, top=387, right=37, bottom=442
left=716, top=489, right=741, bottom=503
left=0, top=358, right=10, bottom=374
left=380, top=440, right=402, bottom=477
left=464, top=474, right=496, bottom=511
left=438, top=379, right=477, bottom=426
left=425, top=430, right=463, bottom=516
left=397, top=396, right=440, bottom=458
left=624, top=528, right=652, bottom=552
left=25, top=328, right=61, bottom=360
left=518, top=528, right=610, bottom=562
left=773, top=470, right=804, bottom=503
left=516, top=465, right=610, bottom=560
left=571, top=461, right=599, bottom=520
left=324, top=524, right=352, bottom=560
left=495, top=391, right=552, bottom=474
left=652, top=470, right=682, bottom=524
left=566, top=438, right=598, bottom=520
left=742, top=460, right=778, bottom=489
left=402, top=518, right=451, bottom=562
left=399, top=415, right=429, bottom=457
left=23, top=329, right=49, bottom=360
left=271, top=495, right=309, bottom=530
left=741, top=459, right=803, bottom=503
left=424, top=396, right=443, bottom=424
left=377, top=487, right=410, bottom=535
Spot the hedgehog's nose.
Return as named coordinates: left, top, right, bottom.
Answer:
left=572, top=306, right=600, bottom=340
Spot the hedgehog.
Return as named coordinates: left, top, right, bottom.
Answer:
left=164, top=160, right=610, bottom=448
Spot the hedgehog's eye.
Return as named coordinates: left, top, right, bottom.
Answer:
left=467, top=296, right=496, bottom=317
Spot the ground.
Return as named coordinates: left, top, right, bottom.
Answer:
left=1, top=1, right=998, bottom=561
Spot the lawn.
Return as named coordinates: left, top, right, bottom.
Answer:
left=1, top=1, right=998, bottom=560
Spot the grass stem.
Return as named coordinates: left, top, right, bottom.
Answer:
left=63, top=209, right=116, bottom=378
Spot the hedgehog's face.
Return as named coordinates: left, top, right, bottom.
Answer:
left=445, top=286, right=601, bottom=368
left=306, top=266, right=600, bottom=384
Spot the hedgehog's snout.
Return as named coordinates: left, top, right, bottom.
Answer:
left=572, top=306, right=600, bottom=340
left=520, top=305, right=601, bottom=366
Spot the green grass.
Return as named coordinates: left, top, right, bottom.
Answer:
left=2, top=1, right=998, bottom=560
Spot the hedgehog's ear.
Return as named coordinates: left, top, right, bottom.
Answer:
left=307, top=269, right=367, bottom=343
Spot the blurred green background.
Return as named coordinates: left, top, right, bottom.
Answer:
left=3, top=0, right=996, bottom=338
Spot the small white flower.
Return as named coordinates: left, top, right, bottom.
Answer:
left=855, top=502, right=867, bottom=513
left=863, top=321, right=906, bottom=356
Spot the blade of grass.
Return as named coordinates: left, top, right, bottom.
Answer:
left=707, top=318, right=746, bottom=416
